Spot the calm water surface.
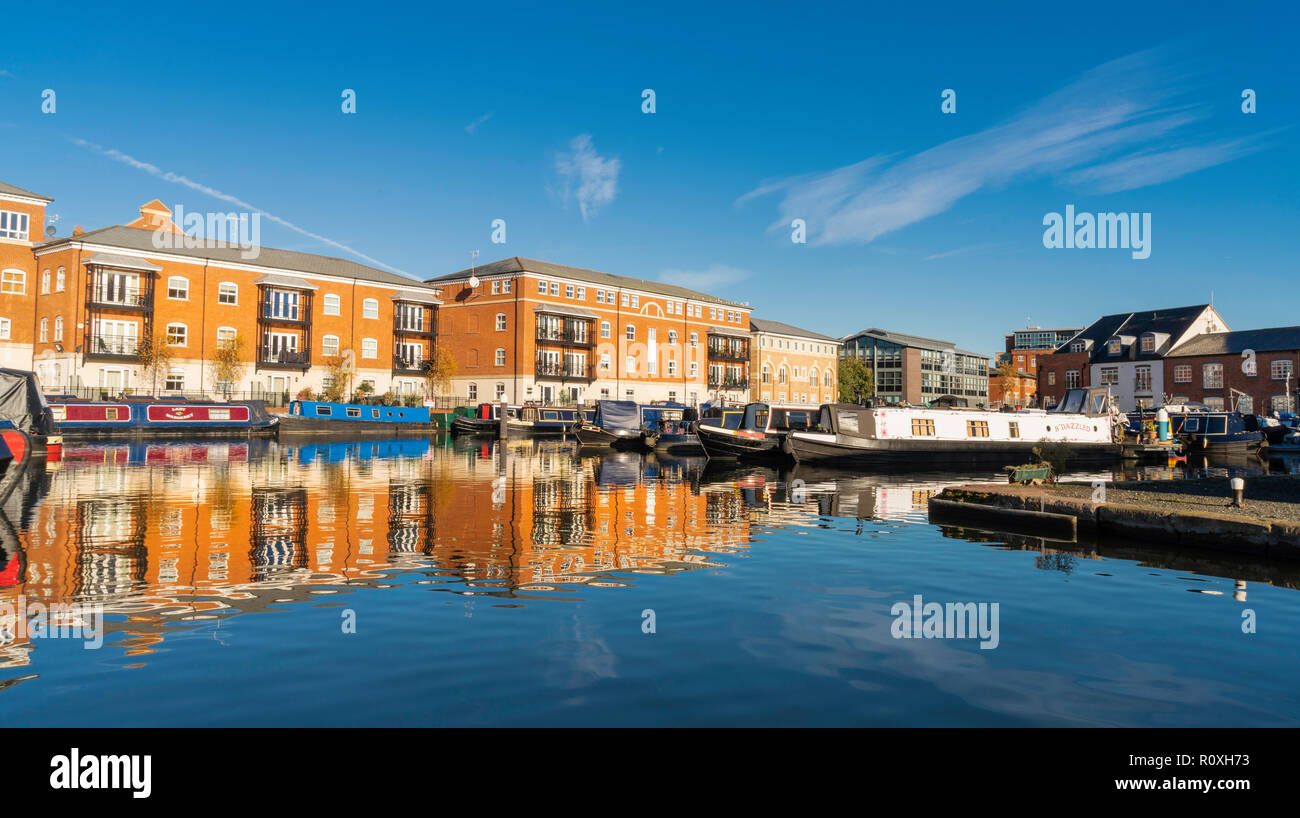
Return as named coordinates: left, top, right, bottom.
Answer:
left=2, top=435, right=1297, bottom=726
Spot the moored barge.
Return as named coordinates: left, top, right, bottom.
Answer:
left=47, top=397, right=278, bottom=440
left=276, top=400, right=437, bottom=436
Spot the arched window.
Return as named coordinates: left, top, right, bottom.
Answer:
left=778, top=366, right=787, bottom=384
left=496, top=313, right=507, bottom=331
left=668, top=330, right=678, bottom=345
left=626, top=324, right=635, bottom=341
left=167, top=276, right=189, bottom=300
left=495, top=348, right=506, bottom=366
left=322, top=335, right=340, bottom=356
left=56, top=267, right=66, bottom=292
left=809, top=368, right=818, bottom=386
left=361, top=338, right=378, bottom=358
left=762, top=365, right=771, bottom=384
left=54, top=316, right=64, bottom=342
left=322, top=293, right=340, bottom=315
left=39, top=318, right=48, bottom=342
left=362, top=298, right=379, bottom=319
left=41, top=269, right=50, bottom=294
left=218, top=282, right=238, bottom=305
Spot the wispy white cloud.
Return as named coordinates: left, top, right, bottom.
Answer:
left=67, top=137, right=412, bottom=276
left=739, top=48, right=1274, bottom=246
left=658, top=263, right=753, bottom=291
left=464, top=112, right=493, bottom=133
left=923, top=243, right=994, bottom=261
left=0, top=69, right=14, bottom=78
left=554, top=134, right=620, bottom=221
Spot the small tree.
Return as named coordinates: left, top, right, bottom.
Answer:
left=210, top=334, right=246, bottom=398
left=995, top=360, right=1018, bottom=407
left=838, top=357, right=874, bottom=404
left=321, top=356, right=352, bottom=402
left=137, top=328, right=175, bottom=396
left=425, top=345, right=458, bottom=402
left=354, top=380, right=375, bottom=403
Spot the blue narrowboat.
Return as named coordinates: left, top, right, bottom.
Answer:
left=277, top=400, right=436, bottom=436
left=1178, top=411, right=1266, bottom=456
left=640, top=403, right=703, bottom=455
left=504, top=405, right=595, bottom=436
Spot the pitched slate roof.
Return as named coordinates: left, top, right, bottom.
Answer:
left=426, top=256, right=748, bottom=308
left=750, top=317, right=839, bottom=343
left=38, top=224, right=432, bottom=290
left=0, top=180, right=53, bottom=201
left=1056, top=305, right=1213, bottom=362
left=1168, top=326, right=1300, bottom=357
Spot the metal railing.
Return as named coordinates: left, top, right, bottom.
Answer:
left=707, top=345, right=749, bottom=361
left=536, top=327, right=593, bottom=345
left=89, top=291, right=151, bottom=308
left=87, top=334, right=141, bottom=357
left=259, top=346, right=309, bottom=366
left=393, top=357, right=432, bottom=374
left=535, top=360, right=594, bottom=380
left=708, top=376, right=750, bottom=389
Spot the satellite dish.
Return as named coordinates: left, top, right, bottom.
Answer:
left=45, top=224, right=57, bottom=237
left=468, top=275, right=480, bottom=289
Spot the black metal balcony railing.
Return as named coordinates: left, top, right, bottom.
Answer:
left=90, top=291, right=151, bottom=309
left=709, top=376, right=750, bottom=389
left=394, top=317, right=433, bottom=335
left=393, top=357, right=432, bottom=374
left=259, top=346, right=309, bottom=366
left=87, top=334, right=141, bottom=357
left=707, top=345, right=749, bottom=361
left=535, top=360, right=594, bottom=380
left=259, top=303, right=309, bottom=323
left=536, top=327, right=594, bottom=345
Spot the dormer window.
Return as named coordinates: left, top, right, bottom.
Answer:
left=1140, top=334, right=1155, bottom=353
left=1107, top=339, right=1122, bottom=356
left=1070, top=340, right=1085, bottom=353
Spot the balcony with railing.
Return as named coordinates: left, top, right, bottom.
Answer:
left=86, top=333, right=141, bottom=360
left=535, top=359, right=595, bottom=382
left=707, top=342, right=750, bottom=362
left=708, top=374, right=750, bottom=390
left=88, top=290, right=152, bottom=310
left=393, top=356, right=432, bottom=375
left=536, top=325, right=594, bottom=346
left=393, top=315, right=435, bottom=337
left=258, top=345, right=310, bottom=370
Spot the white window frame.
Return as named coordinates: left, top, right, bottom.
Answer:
left=322, top=334, right=340, bottom=357
left=361, top=338, right=378, bottom=359
left=218, top=282, right=238, bottom=305
left=166, top=323, right=188, bottom=347
left=362, top=298, right=379, bottom=320
left=0, top=211, right=29, bottom=241
left=1, top=268, right=26, bottom=294
left=167, top=276, right=190, bottom=300
left=322, top=293, right=341, bottom=315
left=495, top=348, right=506, bottom=366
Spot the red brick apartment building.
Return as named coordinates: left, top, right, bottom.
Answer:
left=1037, top=306, right=1298, bottom=414
left=426, top=257, right=752, bottom=406
left=1, top=179, right=442, bottom=400
left=1163, top=327, right=1299, bottom=414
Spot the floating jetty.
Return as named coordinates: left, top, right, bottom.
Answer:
left=929, top=476, right=1300, bottom=559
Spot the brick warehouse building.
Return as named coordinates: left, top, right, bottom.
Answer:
left=426, top=257, right=752, bottom=406
left=1162, top=327, right=1299, bottom=414
left=0, top=181, right=52, bottom=369
left=3, top=180, right=443, bottom=400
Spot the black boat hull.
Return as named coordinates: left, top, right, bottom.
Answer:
left=696, top=424, right=789, bottom=462
left=452, top=416, right=498, bottom=436
left=574, top=423, right=649, bottom=450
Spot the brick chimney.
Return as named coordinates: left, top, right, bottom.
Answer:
left=125, top=199, right=183, bottom=234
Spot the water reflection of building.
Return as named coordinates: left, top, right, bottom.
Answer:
left=74, top=498, right=149, bottom=599
left=250, top=488, right=310, bottom=579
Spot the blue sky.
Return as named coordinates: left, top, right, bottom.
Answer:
left=1, top=1, right=1295, bottom=357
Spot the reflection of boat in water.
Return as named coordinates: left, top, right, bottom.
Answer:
left=287, top=437, right=431, bottom=464
left=784, top=388, right=1121, bottom=468
left=697, top=402, right=820, bottom=462
left=276, top=400, right=439, bottom=436
left=48, top=397, right=277, bottom=440
left=451, top=402, right=519, bottom=436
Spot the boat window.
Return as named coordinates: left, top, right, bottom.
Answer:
left=966, top=420, right=990, bottom=438
left=1184, top=417, right=1200, bottom=432
left=1208, top=416, right=1227, bottom=435
left=543, top=411, right=558, bottom=420
left=837, top=411, right=859, bottom=433
left=211, top=409, right=231, bottom=421
left=347, top=407, right=361, bottom=417
left=1008, top=422, right=1019, bottom=438
left=911, top=418, right=935, bottom=436
left=105, top=407, right=118, bottom=421
left=316, top=406, right=332, bottom=416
